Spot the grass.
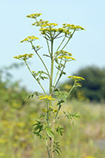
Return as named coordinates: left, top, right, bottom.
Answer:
left=0, top=99, right=105, bottom=158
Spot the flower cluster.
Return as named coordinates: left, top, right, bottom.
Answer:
left=38, top=95, right=55, bottom=101
left=31, top=45, right=42, bottom=51
left=42, top=23, right=58, bottom=28
left=58, top=27, right=71, bottom=34
left=26, top=13, right=42, bottom=19
left=13, top=53, right=34, bottom=60
left=32, top=19, right=49, bottom=26
left=58, top=56, right=75, bottom=60
left=63, top=23, right=85, bottom=31
left=26, top=13, right=85, bottom=41
left=55, top=50, right=72, bottom=56
left=40, top=28, right=58, bottom=34
left=20, top=36, right=39, bottom=43
left=40, top=27, right=72, bottom=36
left=55, top=50, right=75, bottom=61
left=68, top=76, right=85, bottom=80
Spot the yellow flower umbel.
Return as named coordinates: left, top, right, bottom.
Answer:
left=38, top=95, right=55, bottom=101
left=62, top=23, right=85, bottom=31
left=20, top=36, right=39, bottom=43
left=26, top=13, right=42, bottom=18
left=13, top=53, right=34, bottom=61
left=68, top=76, right=85, bottom=80
left=58, top=56, right=75, bottom=60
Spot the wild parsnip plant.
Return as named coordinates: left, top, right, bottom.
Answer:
left=14, top=13, right=85, bottom=158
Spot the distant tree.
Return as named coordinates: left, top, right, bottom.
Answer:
left=60, top=66, right=105, bottom=102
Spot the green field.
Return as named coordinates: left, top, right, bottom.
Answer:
left=0, top=99, right=105, bottom=158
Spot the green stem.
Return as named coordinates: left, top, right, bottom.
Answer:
left=67, top=81, right=76, bottom=97
left=51, top=135, right=54, bottom=158
left=49, top=39, right=54, bottom=94
left=53, top=59, right=63, bottom=86
left=46, top=102, right=49, bottom=125
left=31, top=42, right=50, bottom=78
left=54, top=60, right=66, bottom=88
left=46, top=39, right=51, bottom=55
left=46, top=139, right=51, bottom=158
left=53, top=32, right=75, bottom=87
left=55, top=104, right=62, bottom=120
left=53, top=32, right=61, bottom=39
left=61, top=30, right=75, bottom=50
left=50, top=113, right=55, bottom=158
left=24, top=60, right=46, bottom=94
left=53, top=70, right=59, bottom=87
left=56, top=36, right=66, bottom=51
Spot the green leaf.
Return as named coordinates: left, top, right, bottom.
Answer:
left=53, top=141, right=61, bottom=155
left=33, top=120, right=43, bottom=135
left=27, top=91, right=42, bottom=98
left=45, top=126, right=54, bottom=138
left=62, top=71, right=66, bottom=75
left=55, top=90, right=68, bottom=101
left=56, top=126, right=64, bottom=135
left=57, top=100, right=65, bottom=106
left=63, top=111, right=80, bottom=120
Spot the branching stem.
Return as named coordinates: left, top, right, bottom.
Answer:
left=31, top=42, right=50, bottom=78
left=24, top=60, right=46, bottom=94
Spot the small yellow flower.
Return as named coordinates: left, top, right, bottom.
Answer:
left=58, top=56, right=75, bottom=60
left=53, top=109, right=57, bottom=112
left=68, top=76, right=85, bottom=80
left=32, top=71, right=35, bottom=73
left=38, top=95, right=55, bottom=101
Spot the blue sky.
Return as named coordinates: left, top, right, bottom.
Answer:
left=0, top=0, right=105, bottom=92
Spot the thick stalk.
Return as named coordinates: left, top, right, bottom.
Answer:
left=49, top=111, right=55, bottom=158
left=49, top=39, right=54, bottom=94
left=48, top=38, right=55, bottom=158
left=46, top=101, right=49, bottom=125
left=46, top=39, right=51, bottom=55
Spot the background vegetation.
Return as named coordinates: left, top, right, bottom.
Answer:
left=0, top=64, right=105, bottom=158
left=60, top=66, right=105, bottom=102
